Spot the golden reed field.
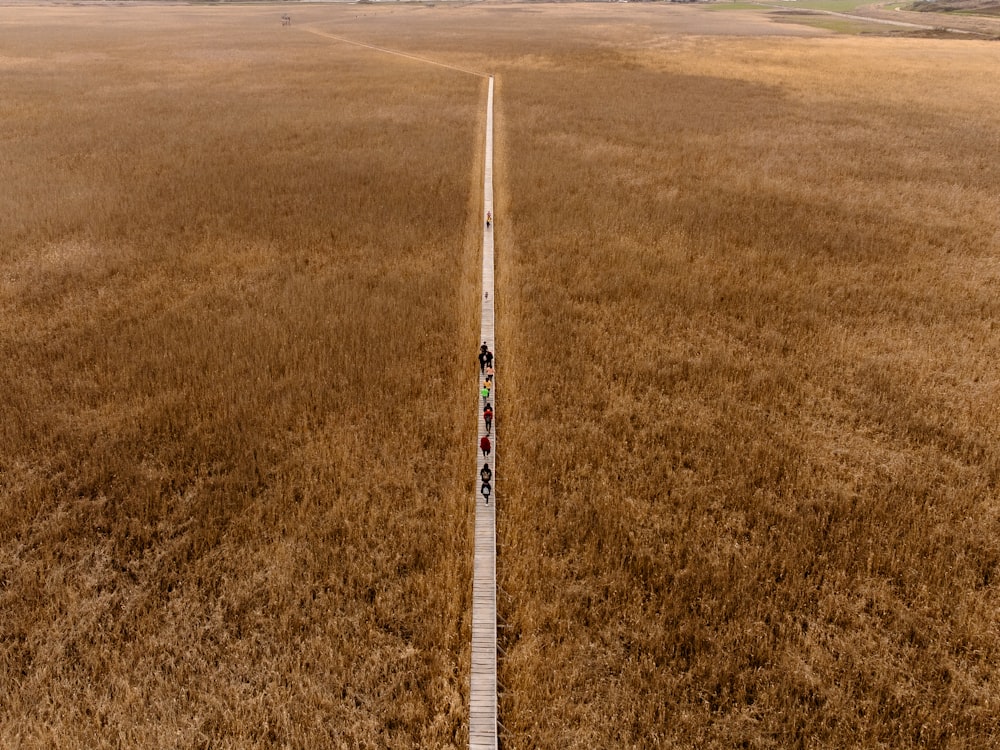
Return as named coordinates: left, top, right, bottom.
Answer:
left=3, top=2, right=1000, bottom=748
left=0, top=6, right=483, bottom=746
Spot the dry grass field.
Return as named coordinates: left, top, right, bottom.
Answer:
left=494, top=21, right=1000, bottom=750
left=1, top=6, right=482, bottom=747
left=3, top=2, right=1000, bottom=749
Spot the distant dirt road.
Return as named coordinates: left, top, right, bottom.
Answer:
left=301, top=26, right=488, bottom=77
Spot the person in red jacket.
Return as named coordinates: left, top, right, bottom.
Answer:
left=480, top=435, right=491, bottom=458
left=483, top=403, right=494, bottom=435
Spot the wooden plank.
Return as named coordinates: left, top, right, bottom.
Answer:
left=469, top=75, right=497, bottom=750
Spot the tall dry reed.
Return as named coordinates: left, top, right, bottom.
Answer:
left=495, top=33, right=1000, bottom=749
left=1, top=7, right=483, bottom=747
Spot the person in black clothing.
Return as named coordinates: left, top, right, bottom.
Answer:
left=480, top=463, right=492, bottom=504
left=478, top=350, right=488, bottom=373
left=484, top=349, right=494, bottom=369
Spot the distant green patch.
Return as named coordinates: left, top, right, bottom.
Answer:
left=772, top=13, right=892, bottom=31
left=706, top=2, right=772, bottom=9
left=774, top=0, right=876, bottom=10
left=708, top=0, right=890, bottom=13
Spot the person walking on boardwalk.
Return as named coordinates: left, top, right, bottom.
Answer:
left=481, top=479, right=492, bottom=503
left=478, top=349, right=488, bottom=374
left=485, top=364, right=494, bottom=382
left=480, top=435, right=491, bottom=458
left=481, top=462, right=492, bottom=485
left=485, top=349, right=494, bottom=370
left=483, top=403, right=493, bottom=435
left=480, top=383, right=490, bottom=405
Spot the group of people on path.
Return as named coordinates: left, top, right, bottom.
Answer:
left=478, top=341, right=495, bottom=503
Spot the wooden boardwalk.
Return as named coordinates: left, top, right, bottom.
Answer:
left=470, top=75, right=497, bottom=750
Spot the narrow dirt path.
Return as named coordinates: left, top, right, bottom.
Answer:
left=301, top=27, right=488, bottom=77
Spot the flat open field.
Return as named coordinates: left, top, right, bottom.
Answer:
left=493, top=14, right=1000, bottom=750
left=1, top=6, right=482, bottom=747
left=3, top=2, right=1000, bottom=748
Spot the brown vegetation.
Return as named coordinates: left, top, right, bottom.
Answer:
left=911, top=0, right=1000, bottom=12
left=856, top=1, right=1000, bottom=35
left=495, top=31, right=1000, bottom=750
left=1, top=7, right=481, bottom=747
left=4, top=2, right=1000, bottom=748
